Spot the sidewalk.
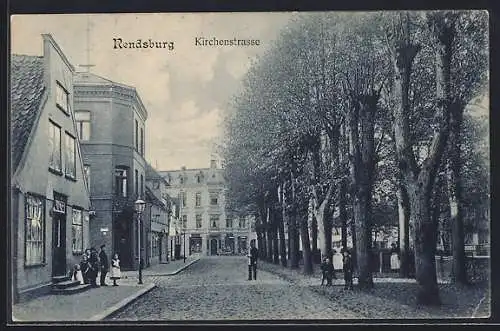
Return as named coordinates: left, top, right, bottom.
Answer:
left=122, top=254, right=201, bottom=278
left=11, top=255, right=201, bottom=322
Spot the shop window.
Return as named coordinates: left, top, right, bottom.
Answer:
left=25, top=194, right=45, bottom=266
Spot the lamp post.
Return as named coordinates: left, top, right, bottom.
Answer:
left=183, top=231, right=186, bottom=263
left=134, top=199, right=146, bottom=285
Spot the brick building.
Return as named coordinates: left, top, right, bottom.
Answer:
left=73, top=71, right=148, bottom=270
left=11, top=34, right=92, bottom=302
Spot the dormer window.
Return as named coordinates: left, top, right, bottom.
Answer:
left=196, top=171, right=204, bottom=183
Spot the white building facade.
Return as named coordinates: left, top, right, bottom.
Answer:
left=160, top=160, right=253, bottom=257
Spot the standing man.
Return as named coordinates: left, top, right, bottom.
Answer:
left=247, top=240, right=259, bottom=280
left=99, top=244, right=109, bottom=286
left=342, top=247, right=354, bottom=290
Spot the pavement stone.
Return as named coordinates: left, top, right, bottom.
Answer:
left=108, top=256, right=359, bottom=321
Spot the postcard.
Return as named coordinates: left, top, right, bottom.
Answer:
left=9, top=11, right=490, bottom=322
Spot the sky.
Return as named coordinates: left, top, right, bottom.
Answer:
left=11, top=13, right=293, bottom=171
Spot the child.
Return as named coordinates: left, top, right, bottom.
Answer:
left=80, top=254, right=90, bottom=284
left=110, top=253, right=121, bottom=286
left=73, top=264, right=84, bottom=284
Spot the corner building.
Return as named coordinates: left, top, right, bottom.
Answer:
left=73, top=72, right=148, bottom=270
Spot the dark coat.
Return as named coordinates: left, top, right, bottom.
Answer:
left=343, top=253, right=353, bottom=275
left=321, top=262, right=334, bottom=276
left=99, top=250, right=109, bottom=271
left=249, top=247, right=258, bottom=265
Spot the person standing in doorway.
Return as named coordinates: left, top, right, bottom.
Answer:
left=99, top=244, right=109, bottom=286
left=247, top=240, right=258, bottom=280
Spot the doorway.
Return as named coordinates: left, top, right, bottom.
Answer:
left=114, top=212, right=132, bottom=270
left=52, top=212, right=66, bottom=276
left=210, top=238, right=218, bottom=255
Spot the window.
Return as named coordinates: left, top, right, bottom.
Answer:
left=239, top=217, right=246, bottom=228
left=140, top=174, right=144, bottom=198
left=196, top=214, right=202, bottom=229
left=153, top=181, right=160, bottom=189
left=182, top=215, right=187, bottom=229
left=152, top=232, right=160, bottom=257
left=65, top=133, right=76, bottom=179
left=48, top=121, right=62, bottom=172
left=179, top=192, right=186, bottom=208
left=210, top=192, right=218, bottom=206
left=140, top=127, right=144, bottom=156
left=75, top=111, right=91, bottom=140
left=25, top=194, right=45, bottom=266
left=83, top=165, right=90, bottom=190
left=135, top=120, right=139, bottom=151
left=226, top=218, right=233, bottom=228
left=72, top=208, right=83, bottom=254
left=195, top=192, right=202, bottom=207
left=115, top=167, right=128, bottom=197
left=135, top=170, right=139, bottom=197
left=56, top=82, right=69, bottom=114
left=210, top=159, right=217, bottom=168
left=210, top=215, right=219, bottom=229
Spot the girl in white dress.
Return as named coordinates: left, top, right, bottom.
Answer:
left=110, top=253, right=121, bottom=286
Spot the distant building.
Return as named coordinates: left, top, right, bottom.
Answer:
left=73, top=71, right=148, bottom=270
left=144, top=163, right=171, bottom=266
left=11, top=34, right=92, bottom=302
left=160, top=159, right=253, bottom=257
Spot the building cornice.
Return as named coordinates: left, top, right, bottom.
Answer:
left=74, top=84, right=148, bottom=121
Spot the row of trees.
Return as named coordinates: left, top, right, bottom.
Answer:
left=222, top=11, right=488, bottom=306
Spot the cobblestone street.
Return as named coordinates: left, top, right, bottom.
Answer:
left=107, top=256, right=358, bottom=320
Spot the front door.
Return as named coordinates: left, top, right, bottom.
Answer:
left=52, top=212, right=67, bottom=276
left=210, top=238, right=218, bottom=255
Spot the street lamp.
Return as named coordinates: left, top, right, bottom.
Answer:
left=134, top=199, right=146, bottom=285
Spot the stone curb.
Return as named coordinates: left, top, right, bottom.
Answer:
left=89, top=283, right=156, bottom=321
left=145, top=258, right=200, bottom=276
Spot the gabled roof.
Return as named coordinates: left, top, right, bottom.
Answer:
left=11, top=55, right=46, bottom=171
left=145, top=162, right=168, bottom=184
left=145, top=185, right=166, bottom=210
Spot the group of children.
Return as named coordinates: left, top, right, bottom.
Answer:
left=72, top=248, right=122, bottom=287
left=320, top=247, right=354, bottom=290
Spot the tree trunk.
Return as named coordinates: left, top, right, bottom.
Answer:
left=310, top=200, right=318, bottom=263
left=279, top=186, right=288, bottom=267
left=348, top=96, right=377, bottom=290
left=409, top=182, right=441, bottom=305
left=397, top=183, right=411, bottom=278
left=300, top=212, right=314, bottom=274
left=340, top=178, right=348, bottom=250
left=353, top=188, right=374, bottom=289
left=448, top=103, right=468, bottom=285
left=271, top=205, right=280, bottom=264
left=289, top=217, right=299, bottom=269
left=266, top=208, right=273, bottom=262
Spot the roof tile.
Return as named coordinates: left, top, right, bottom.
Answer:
left=11, top=55, right=46, bottom=171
